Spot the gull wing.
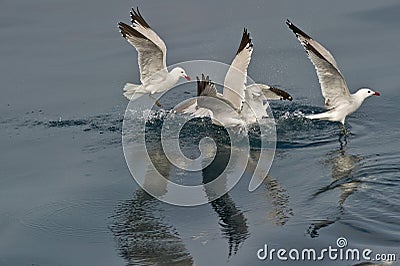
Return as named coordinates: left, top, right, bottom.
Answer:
left=118, top=8, right=168, bottom=86
left=172, top=74, right=216, bottom=118
left=246, top=84, right=293, bottom=101
left=223, top=28, right=253, bottom=112
left=196, top=75, right=242, bottom=127
left=172, top=98, right=212, bottom=118
left=197, top=74, right=218, bottom=97
left=286, top=20, right=351, bottom=109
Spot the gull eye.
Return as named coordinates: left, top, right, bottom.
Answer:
left=181, top=71, right=184, bottom=73
left=368, top=90, right=371, bottom=93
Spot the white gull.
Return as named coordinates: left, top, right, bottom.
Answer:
left=286, top=19, right=380, bottom=134
left=175, top=29, right=292, bottom=127
left=118, top=8, right=190, bottom=105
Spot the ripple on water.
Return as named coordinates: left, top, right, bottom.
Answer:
left=307, top=148, right=400, bottom=244
left=19, top=198, right=117, bottom=243
left=344, top=151, right=400, bottom=246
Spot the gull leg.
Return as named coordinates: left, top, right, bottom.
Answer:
left=338, top=123, right=347, bottom=136
left=338, top=123, right=348, bottom=147
left=149, top=94, right=162, bottom=107
left=342, top=124, right=348, bottom=136
left=341, top=124, right=349, bottom=146
left=338, top=125, right=344, bottom=149
left=338, top=133, right=347, bottom=149
left=337, top=123, right=344, bottom=136
left=338, top=135, right=344, bottom=149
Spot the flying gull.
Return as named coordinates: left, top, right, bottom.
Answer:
left=286, top=19, right=380, bottom=134
left=118, top=8, right=191, bottom=106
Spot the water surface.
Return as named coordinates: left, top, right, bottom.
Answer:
left=1, top=0, right=399, bottom=265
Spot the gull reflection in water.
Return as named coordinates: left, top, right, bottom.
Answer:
left=201, top=142, right=249, bottom=257
left=247, top=149, right=293, bottom=226
left=308, top=144, right=363, bottom=238
left=264, top=175, right=293, bottom=226
left=112, top=124, right=252, bottom=262
left=109, top=139, right=194, bottom=265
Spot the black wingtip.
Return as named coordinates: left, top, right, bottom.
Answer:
left=130, top=6, right=151, bottom=28
left=236, top=28, right=253, bottom=55
left=304, top=40, right=326, bottom=61
left=197, top=73, right=206, bottom=96
left=118, top=22, right=129, bottom=38
left=269, top=86, right=294, bottom=101
left=197, top=73, right=214, bottom=96
left=285, top=20, right=326, bottom=61
left=286, top=19, right=295, bottom=32
left=285, top=19, right=312, bottom=39
left=118, top=21, right=146, bottom=39
left=196, top=76, right=201, bottom=96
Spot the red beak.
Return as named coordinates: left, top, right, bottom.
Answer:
left=184, top=75, right=191, bottom=81
left=374, top=91, right=380, bottom=96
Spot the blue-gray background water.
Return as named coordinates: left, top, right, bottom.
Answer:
left=1, top=0, right=399, bottom=265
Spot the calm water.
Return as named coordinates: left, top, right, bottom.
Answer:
left=1, top=0, right=399, bottom=265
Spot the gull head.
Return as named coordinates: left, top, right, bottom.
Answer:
left=171, top=67, right=191, bottom=81
left=356, top=87, right=381, bottom=100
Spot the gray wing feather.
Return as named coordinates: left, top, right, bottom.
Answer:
left=286, top=20, right=350, bottom=109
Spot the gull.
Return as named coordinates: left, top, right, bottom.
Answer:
left=189, top=73, right=291, bottom=130
left=118, top=8, right=190, bottom=106
left=174, top=29, right=292, bottom=125
left=195, top=74, right=246, bottom=128
left=286, top=19, right=380, bottom=134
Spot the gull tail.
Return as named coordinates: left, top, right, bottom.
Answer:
left=305, top=112, right=331, bottom=120
left=122, top=83, right=144, bottom=100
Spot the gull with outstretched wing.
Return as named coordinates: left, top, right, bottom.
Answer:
left=118, top=7, right=190, bottom=105
left=286, top=19, right=380, bottom=134
left=175, top=29, right=292, bottom=125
